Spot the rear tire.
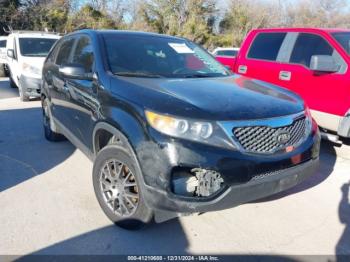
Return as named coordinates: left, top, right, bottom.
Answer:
left=93, top=145, right=153, bottom=230
left=42, top=98, right=65, bottom=141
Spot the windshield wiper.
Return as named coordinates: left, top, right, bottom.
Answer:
left=182, top=74, right=215, bottom=78
left=114, top=72, right=164, bottom=78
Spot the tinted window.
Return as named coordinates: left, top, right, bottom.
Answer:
left=72, top=36, right=94, bottom=72
left=216, top=50, right=237, bottom=57
left=46, top=42, right=59, bottom=63
left=19, top=38, right=57, bottom=57
left=290, top=33, right=333, bottom=67
left=102, top=33, right=230, bottom=78
left=332, top=32, right=350, bottom=55
left=0, top=40, right=6, bottom=48
left=247, top=33, right=286, bottom=61
left=56, top=38, right=75, bottom=66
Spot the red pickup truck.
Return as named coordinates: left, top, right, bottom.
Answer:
left=224, top=28, right=350, bottom=142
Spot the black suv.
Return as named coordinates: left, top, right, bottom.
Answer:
left=41, top=30, right=320, bottom=229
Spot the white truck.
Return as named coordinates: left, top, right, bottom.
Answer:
left=6, top=31, right=60, bottom=101
left=0, top=36, right=7, bottom=77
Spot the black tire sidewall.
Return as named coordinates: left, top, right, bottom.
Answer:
left=93, top=145, right=153, bottom=229
left=9, top=74, right=17, bottom=88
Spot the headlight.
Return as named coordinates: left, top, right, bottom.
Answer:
left=304, top=106, right=313, bottom=136
left=145, top=110, right=236, bottom=149
left=22, top=63, right=41, bottom=75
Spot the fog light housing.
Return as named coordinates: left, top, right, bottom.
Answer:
left=172, top=168, right=224, bottom=197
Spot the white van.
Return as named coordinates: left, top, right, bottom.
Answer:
left=0, top=36, right=7, bottom=77
left=6, top=31, right=60, bottom=101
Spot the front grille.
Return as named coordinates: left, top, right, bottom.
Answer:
left=233, top=117, right=306, bottom=153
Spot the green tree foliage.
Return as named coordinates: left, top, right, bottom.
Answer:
left=66, top=4, right=117, bottom=31
left=2, top=0, right=350, bottom=48
left=0, top=0, right=22, bottom=33
left=133, top=0, right=216, bottom=45
left=24, top=0, right=70, bottom=32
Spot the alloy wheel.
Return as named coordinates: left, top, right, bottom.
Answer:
left=99, top=159, right=139, bottom=217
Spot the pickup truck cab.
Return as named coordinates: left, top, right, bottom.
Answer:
left=6, top=31, right=60, bottom=101
left=234, top=28, right=350, bottom=142
left=0, top=36, right=7, bottom=77
left=213, top=47, right=239, bottom=71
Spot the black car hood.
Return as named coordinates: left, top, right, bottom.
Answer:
left=110, top=75, right=304, bottom=121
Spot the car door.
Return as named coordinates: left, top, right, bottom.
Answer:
left=65, top=34, right=98, bottom=150
left=235, top=32, right=287, bottom=86
left=7, top=36, right=21, bottom=85
left=274, top=32, right=349, bottom=131
left=49, top=36, right=76, bottom=128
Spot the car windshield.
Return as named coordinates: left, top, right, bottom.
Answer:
left=0, top=40, right=6, bottom=48
left=216, top=50, right=237, bottom=57
left=331, top=32, right=350, bottom=55
left=19, top=38, right=57, bottom=57
left=102, top=33, right=231, bottom=78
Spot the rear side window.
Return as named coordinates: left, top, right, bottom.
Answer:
left=55, top=38, right=75, bottom=66
left=247, top=33, right=286, bottom=61
left=72, top=36, right=94, bottom=72
left=0, top=40, right=6, bottom=48
left=290, top=33, right=333, bottom=68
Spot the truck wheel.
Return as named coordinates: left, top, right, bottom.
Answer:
left=19, top=85, right=29, bottom=102
left=93, top=145, right=153, bottom=230
left=0, top=64, right=5, bottom=77
left=9, top=75, right=17, bottom=88
left=42, top=98, right=65, bottom=141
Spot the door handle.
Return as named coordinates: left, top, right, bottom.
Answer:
left=238, top=65, right=247, bottom=74
left=279, top=71, right=291, bottom=81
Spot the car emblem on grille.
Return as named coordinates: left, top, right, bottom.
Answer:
left=275, top=131, right=291, bottom=144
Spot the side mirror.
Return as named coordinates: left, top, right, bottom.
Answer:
left=59, top=64, right=93, bottom=80
left=7, top=49, right=15, bottom=59
left=310, top=55, right=339, bottom=73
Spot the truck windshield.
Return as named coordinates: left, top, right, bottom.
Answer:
left=331, top=32, right=350, bottom=55
left=102, top=33, right=231, bottom=78
left=19, top=38, right=57, bottom=57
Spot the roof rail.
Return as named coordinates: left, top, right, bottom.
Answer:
left=10, top=30, right=60, bottom=35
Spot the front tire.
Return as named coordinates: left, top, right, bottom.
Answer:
left=93, top=145, right=153, bottom=230
left=9, top=74, right=17, bottom=88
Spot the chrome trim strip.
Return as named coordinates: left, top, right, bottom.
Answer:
left=219, top=111, right=305, bottom=129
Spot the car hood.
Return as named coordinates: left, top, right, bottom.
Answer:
left=110, top=75, right=304, bottom=121
left=20, top=56, right=46, bottom=69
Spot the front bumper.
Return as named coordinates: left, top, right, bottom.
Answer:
left=19, top=75, right=41, bottom=98
left=143, top=157, right=318, bottom=213
left=137, top=128, right=321, bottom=213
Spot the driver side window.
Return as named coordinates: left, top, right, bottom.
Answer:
left=72, top=36, right=94, bottom=73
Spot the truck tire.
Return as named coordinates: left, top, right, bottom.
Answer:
left=0, top=64, right=5, bottom=77
left=9, top=75, right=17, bottom=88
left=93, top=145, right=153, bottom=230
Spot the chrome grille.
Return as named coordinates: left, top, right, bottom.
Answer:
left=232, top=117, right=306, bottom=153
